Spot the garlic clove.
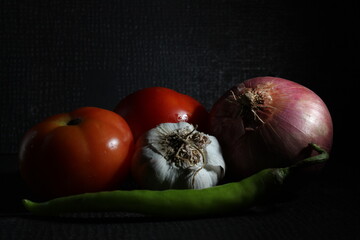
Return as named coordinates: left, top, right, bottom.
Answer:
left=205, top=135, right=225, bottom=175
left=131, top=122, right=226, bottom=190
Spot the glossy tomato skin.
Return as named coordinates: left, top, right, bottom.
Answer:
left=114, top=87, right=209, bottom=140
left=19, top=107, right=134, bottom=198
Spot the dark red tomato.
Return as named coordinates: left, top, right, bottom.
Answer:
left=19, top=107, right=134, bottom=198
left=114, top=87, right=209, bottom=140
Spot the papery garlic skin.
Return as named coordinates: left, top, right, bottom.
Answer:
left=131, top=122, right=225, bottom=190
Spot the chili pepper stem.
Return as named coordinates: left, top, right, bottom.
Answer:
left=274, top=143, right=329, bottom=183
left=291, top=143, right=329, bottom=168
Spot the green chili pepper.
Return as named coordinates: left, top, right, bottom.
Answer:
left=22, top=143, right=328, bottom=217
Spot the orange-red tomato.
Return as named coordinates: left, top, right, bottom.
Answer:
left=19, top=107, right=134, bottom=198
left=114, top=87, right=209, bottom=140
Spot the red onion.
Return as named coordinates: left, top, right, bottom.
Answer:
left=209, top=77, right=333, bottom=180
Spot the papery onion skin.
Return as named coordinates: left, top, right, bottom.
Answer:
left=209, top=76, right=333, bottom=180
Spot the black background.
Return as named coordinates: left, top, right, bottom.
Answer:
left=1, top=0, right=359, bottom=239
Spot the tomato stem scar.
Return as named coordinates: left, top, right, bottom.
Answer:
left=67, top=118, right=82, bottom=126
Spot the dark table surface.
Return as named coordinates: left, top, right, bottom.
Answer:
left=1, top=0, right=359, bottom=239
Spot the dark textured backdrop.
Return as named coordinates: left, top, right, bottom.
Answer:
left=1, top=0, right=359, bottom=239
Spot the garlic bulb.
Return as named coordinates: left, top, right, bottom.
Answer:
left=131, top=122, right=226, bottom=190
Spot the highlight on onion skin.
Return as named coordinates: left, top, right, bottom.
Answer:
left=209, top=76, right=333, bottom=180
